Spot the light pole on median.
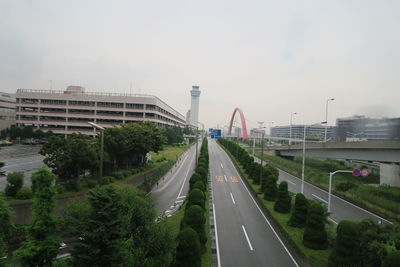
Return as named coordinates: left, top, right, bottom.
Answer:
left=324, top=98, right=335, bottom=143
left=328, top=170, right=352, bottom=212
left=289, top=112, right=297, bottom=145
left=88, top=122, right=105, bottom=179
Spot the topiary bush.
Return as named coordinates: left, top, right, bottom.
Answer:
left=303, top=202, right=328, bottom=250
left=187, top=189, right=205, bottom=209
left=99, top=176, right=115, bottom=185
left=175, top=226, right=201, bottom=267
left=189, top=173, right=202, bottom=191
left=288, top=193, right=309, bottom=228
left=274, top=181, right=291, bottom=213
left=328, top=220, right=360, bottom=267
left=192, top=180, right=206, bottom=193
left=5, top=172, right=24, bottom=197
left=184, top=205, right=207, bottom=252
left=16, top=187, right=33, bottom=200
left=263, top=176, right=277, bottom=201
left=382, top=251, right=400, bottom=267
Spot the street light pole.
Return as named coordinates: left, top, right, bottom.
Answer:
left=88, top=122, right=105, bottom=179
left=324, top=98, right=334, bottom=143
left=301, top=125, right=306, bottom=194
left=289, top=112, right=297, bottom=145
left=328, top=170, right=352, bottom=212
left=260, top=131, right=265, bottom=183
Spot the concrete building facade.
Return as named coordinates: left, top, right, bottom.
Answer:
left=0, top=92, right=16, bottom=130
left=271, top=124, right=335, bottom=141
left=189, top=85, right=200, bottom=127
left=15, top=86, right=185, bottom=136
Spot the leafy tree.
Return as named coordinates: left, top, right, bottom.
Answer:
left=274, top=181, right=291, bottom=213
left=358, top=219, right=388, bottom=266
left=0, top=195, right=14, bottom=265
left=184, top=205, right=207, bottom=252
left=329, top=220, right=360, bottom=267
left=21, top=126, right=34, bottom=139
left=175, top=227, right=201, bottom=267
left=303, top=202, right=328, bottom=250
left=5, top=172, right=24, bottom=197
left=14, top=168, right=62, bottom=266
left=0, top=162, right=5, bottom=177
left=189, top=173, right=202, bottom=190
left=382, top=251, right=400, bottom=267
left=40, top=133, right=99, bottom=185
left=72, top=185, right=124, bottom=267
left=288, top=193, right=309, bottom=228
left=192, top=180, right=206, bottom=192
left=263, top=175, right=277, bottom=201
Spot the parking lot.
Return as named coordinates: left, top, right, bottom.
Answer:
left=0, top=144, right=45, bottom=191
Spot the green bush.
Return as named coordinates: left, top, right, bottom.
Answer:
left=195, top=167, right=207, bottom=183
left=112, top=171, right=124, bottom=180
left=288, top=193, right=309, bottom=228
left=303, top=202, right=328, bottom=250
left=187, top=189, right=205, bottom=209
left=122, top=170, right=132, bottom=178
left=329, top=220, right=360, bottom=266
left=336, top=182, right=358, bottom=192
left=16, top=187, right=33, bottom=200
left=382, top=251, right=400, bottom=267
left=264, top=176, right=277, bottom=201
left=82, top=176, right=98, bottom=189
left=175, top=227, right=201, bottom=267
left=274, top=181, right=291, bottom=213
left=5, top=172, right=24, bottom=197
left=189, top=173, right=202, bottom=190
left=184, top=205, right=207, bottom=252
left=99, top=176, right=115, bottom=185
left=192, top=180, right=206, bottom=192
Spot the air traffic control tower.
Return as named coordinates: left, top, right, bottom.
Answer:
left=190, top=85, right=201, bottom=127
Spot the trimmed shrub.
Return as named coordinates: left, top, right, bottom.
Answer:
left=288, top=193, right=309, bottom=228
left=184, top=205, right=207, bottom=252
left=175, top=227, right=201, bottom=267
left=195, top=167, right=207, bottom=183
left=264, top=175, right=278, bottom=201
left=16, top=187, right=33, bottom=200
left=5, top=172, right=24, bottom=197
left=382, top=251, right=400, bottom=267
left=274, top=181, right=291, bottom=213
left=122, top=170, right=132, bottom=178
left=187, top=189, right=205, bottom=209
left=112, top=171, right=124, bottom=180
left=328, top=220, right=360, bottom=267
left=99, top=176, right=115, bottom=185
left=189, top=173, right=202, bottom=190
left=82, top=176, right=97, bottom=189
left=192, top=180, right=206, bottom=192
left=303, top=202, right=328, bottom=250
left=252, top=164, right=261, bottom=185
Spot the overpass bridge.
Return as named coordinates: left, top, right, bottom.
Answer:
left=262, top=140, right=400, bottom=186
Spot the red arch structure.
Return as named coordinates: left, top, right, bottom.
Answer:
left=228, top=107, right=249, bottom=139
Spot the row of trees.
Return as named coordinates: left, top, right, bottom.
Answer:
left=0, top=125, right=53, bottom=140
left=175, top=137, right=209, bottom=267
left=39, top=122, right=165, bottom=188
left=219, top=138, right=400, bottom=266
left=1, top=167, right=176, bottom=266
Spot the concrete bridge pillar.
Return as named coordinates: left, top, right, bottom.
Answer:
left=380, top=163, right=400, bottom=187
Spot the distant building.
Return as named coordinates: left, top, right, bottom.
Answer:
left=15, top=86, right=185, bottom=136
left=271, top=124, right=335, bottom=141
left=186, top=109, right=191, bottom=125
left=0, top=92, right=16, bottom=131
left=249, top=128, right=266, bottom=137
left=336, top=115, right=400, bottom=141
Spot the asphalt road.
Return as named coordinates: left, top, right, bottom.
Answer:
left=252, top=156, right=391, bottom=225
left=0, top=145, right=45, bottom=191
left=209, top=139, right=300, bottom=267
left=151, top=144, right=197, bottom=215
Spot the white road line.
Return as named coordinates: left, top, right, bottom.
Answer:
left=221, top=163, right=224, bottom=169
left=177, top=195, right=186, bottom=199
left=230, top=192, right=236, bottom=204
left=213, top=203, right=221, bottom=266
left=177, top=150, right=196, bottom=198
left=222, top=147, right=300, bottom=267
left=241, top=225, right=254, bottom=251
left=279, top=169, right=392, bottom=224
left=224, top=175, right=228, bottom=182
left=312, top=194, right=328, bottom=204
left=286, top=180, right=296, bottom=186
left=328, top=217, right=338, bottom=225
left=175, top=200, right=184, bottom=203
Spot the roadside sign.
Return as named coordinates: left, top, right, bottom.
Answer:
left=352, top=168, right=361, bottom=177
left=361, top=169, right=369, bottom=177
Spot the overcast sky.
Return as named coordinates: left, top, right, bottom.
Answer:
left=1, top=0, right=399, bottom=130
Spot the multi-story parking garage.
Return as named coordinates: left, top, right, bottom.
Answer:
left=15, top=86, right=186, bottom=136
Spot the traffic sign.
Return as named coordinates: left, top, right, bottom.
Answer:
left=361, top=169, right=369, bottom=177
left=352, top=168, right=361, bottom=177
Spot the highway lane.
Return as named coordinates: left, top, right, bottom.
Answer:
left=151, top=144, right=197, bottom=215
left=252, top=156, right=390, bottom=225
left=209, top=139, right=300, bottom=267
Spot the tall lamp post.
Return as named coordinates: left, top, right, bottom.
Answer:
left=327, top=170, right=352, bottom=212
left=88, top=122, right=105, bottom=179
left=324, top=98, right=335, bottom=143
left=289, top=112, right=297, bottom=145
